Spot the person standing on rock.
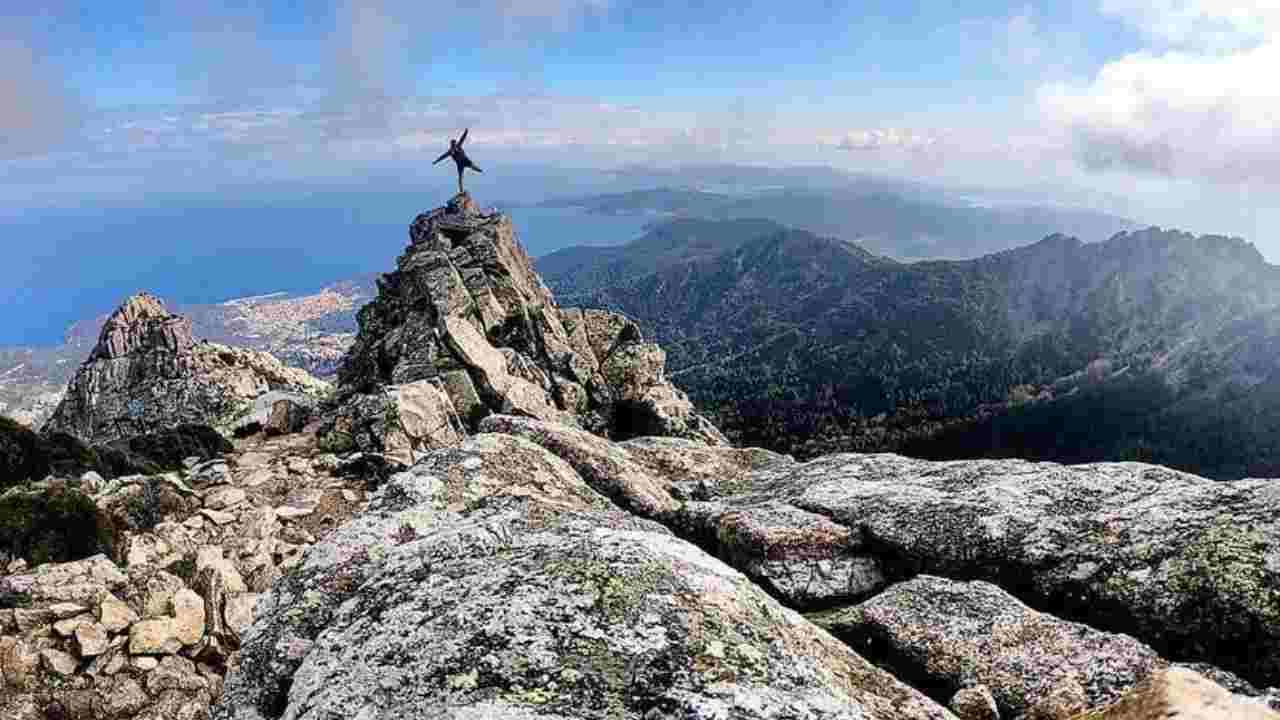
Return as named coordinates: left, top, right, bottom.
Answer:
left=434, top=128, right=483, bottom=194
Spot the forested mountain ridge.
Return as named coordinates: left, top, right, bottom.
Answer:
left=540, top=186, right=1137, bottom=259
left=537, top=221, right=1280, bottom=479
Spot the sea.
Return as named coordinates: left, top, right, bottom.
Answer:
left=0, top=198, right=651, bottom=347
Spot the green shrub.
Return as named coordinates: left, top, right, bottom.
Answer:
left=0, top=589, right=31, bottom=609
left=0, top=483, right=117, bottom=566
left=42, top=431, right=109, bottom=478
left=165, top=552, right=198, bottom=584
left=0, top=416, right=46, bottom=491
left=99, top=424, right=232, bottom=475
left=122, top=478, right=166, bottom=531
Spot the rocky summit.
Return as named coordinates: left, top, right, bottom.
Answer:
left=43, top=293, right=329, bottom=444
left=3, top=196, right=1279, bottom=720
left=319, top=192, right=724, bottom=465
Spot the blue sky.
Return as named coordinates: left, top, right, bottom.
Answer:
left=4, top=1, right=1280, bottom=253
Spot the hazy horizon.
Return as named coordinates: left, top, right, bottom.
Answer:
left=5, top=2, right=1280, bottom=343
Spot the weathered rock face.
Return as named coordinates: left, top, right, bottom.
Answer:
left=214, top=433, right=951, bottom=720
left=813, top=575, right=1167, bottom=719
left=669, top=453, right=1280, bottom=688
left=323, top=192, right=725, bottom=459
left=44, top=293, right=330, bottom=444
left=1075, top=667, right=1278, bottom=720
left=12, top=403, right=1278, bottom=720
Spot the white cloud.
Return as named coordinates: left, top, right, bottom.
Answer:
left=833, top=128, right=941, bottom=152
left=1041, top=2, right=1280, bottom=184
left=1100, top=1, right=1280, bottom=49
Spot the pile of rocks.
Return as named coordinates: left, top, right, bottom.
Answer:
left=212, top=419, right=1280, bottom=720
left=319, top=192, right=724, bottom=466
left=0, top=431, right=368, bottom=720
left=43, top=293, right=329, bottom=444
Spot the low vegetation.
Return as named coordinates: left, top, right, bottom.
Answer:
left=0, top=482, right=117, bottom=566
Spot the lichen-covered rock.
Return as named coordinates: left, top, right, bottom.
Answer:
left=680, top=453, right=1280, bottom=687
left=813, top=575, right=1165, bottom=718
left=213, top=434, right=953, bottom=720
left=2, top=553, right=127, bottom=606
left=327, top=194, right=726, bottom=446
left=316, top=379, right=466, bottom=464
left=43, top=293, right=329, bottom=444
left=478, top=415, right=790, bottom=520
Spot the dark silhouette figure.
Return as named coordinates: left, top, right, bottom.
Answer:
left=434, top=128, right=482, bottom=193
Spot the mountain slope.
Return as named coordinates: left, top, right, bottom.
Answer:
left=537, top=221, right=1280, bottom=479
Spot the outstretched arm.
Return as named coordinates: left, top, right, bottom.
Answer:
left=433, top=150, right=450, bottom=164
left=459, top=128, right=469, bottom=146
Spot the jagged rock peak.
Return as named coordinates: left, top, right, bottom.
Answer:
left=322, top=193, right=726, bottom=464
left=90, top=292, right=193, bottom=360
left=43, top=292, right=329, bottom=444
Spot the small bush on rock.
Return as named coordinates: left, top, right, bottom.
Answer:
left=123, top=477, right=166, bottom=531
left=99, top=424, right=232, bottom=475
left=0, top=416, right=46, bottom=491
left=166, top=552, right=198, bottom=584
left=0, top=589, right=31, bottom=609
left=0, top=483, right=117, bottom=566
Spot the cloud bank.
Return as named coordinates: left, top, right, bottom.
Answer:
left=1043, top=1, right=1280, bottom=184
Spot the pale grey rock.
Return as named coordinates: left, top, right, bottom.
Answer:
left=74, top=621, right=110, bottom=657
left=224, top=592, right=260, bottom=639
left=479, top=415, right=783, bottom=522
left=16, top=554, right=127, bottom=606
left=479, top=414, right=679, bottom=518
left=684, top=452, right=1280, bottom=686
left=317, top=379, right=466, bottom=462
left=203, top=485, right=246, bottom=510
left=275, top=505, right=313, bottom=519
left=201, top=508, right=236, bottom=525
left=104, top=676, right=151, bottom=715
left=814, top=575, right=1164, bottom=719
left=129, top=618, right=184, bottom=655
left=195, top=546, right=247, bottom=594
left=132, top=656, right=160, bottom=671
left=40, top=648, right=79, bottom=676
left=98, top=593, right=139, bottom=632
left=47, top=602, right=88, bottom=619
left=213, top=434, right=951, bottom=720
left=10, top=608, right=49, bottom=635
left=141, top=570, right=186, bottom=618
left=695, top=500, right=885, bottom=607
left=172, top=588, right=206, bottom=646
